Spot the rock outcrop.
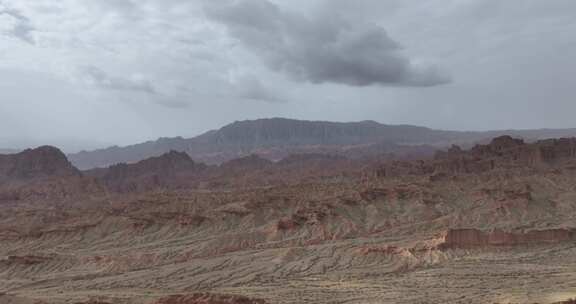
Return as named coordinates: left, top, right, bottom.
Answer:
left=153, top=294, right=267, bottom=304
left=439, top=228, right=575, bottom=249
left=370, top=136, right=576, bottom=178
left=0, top=146, right=80, bottom=183
left=436, top=136, right=576, bottom=170
left=90, top=151, right=206, bottom=192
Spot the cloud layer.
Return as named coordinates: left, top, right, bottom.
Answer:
left=0, top=5, right=34, bottom=44
left=0, top=0, right=449, bottom=111
left=206, top=0, right=449, bottom=87
left=79, top=66, right=156, bottom=95
left=1, top=0, right=576, bottom=150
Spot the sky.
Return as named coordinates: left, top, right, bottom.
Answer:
left=0, top=0, right=575, bottom=152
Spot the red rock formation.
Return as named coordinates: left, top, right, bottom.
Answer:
left=0, top=175, right=103, bottom=204
left=0, top=147, right=101, bottom=204
left=91, top=151, right=206, bottom=192
left=368, top=136, right=576, bottom=180
left=153, top=294, right=267, bottom=304
left=0, top=146, right=80, bottom=182
left=461, top=136, right=576, bottom=168
left=440, top=228, right=575, bottom=249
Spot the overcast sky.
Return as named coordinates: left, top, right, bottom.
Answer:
left=1, top=0, right=575, bottom=152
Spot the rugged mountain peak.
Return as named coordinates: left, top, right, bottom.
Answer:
left=0, top=146, right=80, bottom=181
left=94, top=150, right=205, bottom=193
left=142, top=150, right=195, bottom=168
left=107, top=151, right=201, bottom=178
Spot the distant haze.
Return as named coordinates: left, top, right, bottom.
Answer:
left=1, top=0, right=576, bottom=151
left=67, top=118, right=576, bottom=170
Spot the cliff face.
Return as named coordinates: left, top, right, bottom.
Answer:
left=209, top=118, right=435, bottom=147
left=0, top=146, right=80, bottom=183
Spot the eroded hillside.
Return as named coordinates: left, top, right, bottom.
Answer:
left=1, top=137, right=576, bottom=303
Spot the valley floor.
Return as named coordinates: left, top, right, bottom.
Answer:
left=2, top=244, right=576, bottom=303
left=2, top=179, right=576, bottom=304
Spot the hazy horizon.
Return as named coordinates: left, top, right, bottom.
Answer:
left=2, top=0, right=576, bottom=151
left=4, top=116, right=576, bottom=154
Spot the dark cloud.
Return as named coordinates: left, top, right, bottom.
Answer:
left=205, top=0, right=450, bottom=87
left=0, top=6, right=35, bottom=44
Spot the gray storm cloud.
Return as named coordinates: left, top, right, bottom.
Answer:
left=205, top=0, right=450, bottom=87
left=0, top=6, right=35, bottom=44
left=1, top=0, right=576, bottom=150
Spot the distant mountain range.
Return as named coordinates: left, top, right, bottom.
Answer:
left=67, top=118, right=576, bottom=170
